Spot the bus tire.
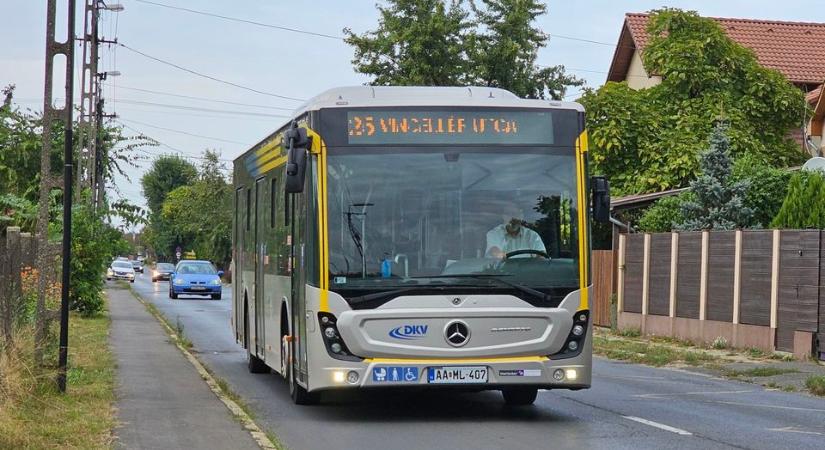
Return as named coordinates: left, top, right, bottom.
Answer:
left=285, top=329, right=319, bottom=405
left=501, top=387, right=538, bottom=406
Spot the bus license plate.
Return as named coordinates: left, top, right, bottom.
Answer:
left=427, top=366, right=488, bottom=384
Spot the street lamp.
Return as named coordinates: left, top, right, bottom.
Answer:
left=97, top=70, right=120, bottom=80
left=102, top=3, right=125, bottom=12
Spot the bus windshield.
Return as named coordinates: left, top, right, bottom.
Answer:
left=326, top=147, right=579, bottom=294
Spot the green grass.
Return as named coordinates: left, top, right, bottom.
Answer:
left=615, top=327, right=641, bottom=338
left=724, top=367, right=800, bottom=378
left=0, top=308, right=115, bottom=449
left=593, top=335, right=714, bottom=367
left=805, top=375, right=825, bottom=396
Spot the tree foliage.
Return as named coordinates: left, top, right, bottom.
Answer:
left=637, top=193, right=690, bottom=232
left=771, top=171, right=825, bottom=229
left=731, top=154, right=792, bottom=228
left=344, top=0, right=582, bottom=99
left=677, top=122, right=752, bottom=231
left=140, top=155, right=198, bottom=216
left=580, top=8, right=806, bottom=195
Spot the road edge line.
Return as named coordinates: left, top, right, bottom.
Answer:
left=127, top=287, right=281, bottom=450
left=622, top=415, right=693, bottom=436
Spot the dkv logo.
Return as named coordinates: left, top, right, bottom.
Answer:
left=388, top=324, right=428, bottom=340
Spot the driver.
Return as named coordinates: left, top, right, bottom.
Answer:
left=485, top=201, right=546, bottom=259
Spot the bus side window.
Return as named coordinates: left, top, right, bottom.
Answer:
left=271, top=178, right=278, bottom=228
left=284, top=192, right=291, bottom=227
left=246, top=188, right=252, bottom=231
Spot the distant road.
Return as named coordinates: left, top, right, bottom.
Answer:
left=131, top=273, right=825, bottom=450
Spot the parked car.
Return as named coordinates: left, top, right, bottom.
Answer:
left=169, top=260, right=224, bottom=300
left=131, top=259, right=144, bottom=273
left=152, top=262, right=175, bottom=282
left=107, top=260, right=136, bottom=283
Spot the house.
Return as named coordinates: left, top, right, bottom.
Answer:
left=607, top=13, right=825, bottom=154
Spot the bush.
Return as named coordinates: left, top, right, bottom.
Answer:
left=638, top=193, right=690, bottom=232
left=732, top=154, right=792, bottom=228
left=805, top=375, right=825, bottom=396
left=771, top=171, right=825, bottom=229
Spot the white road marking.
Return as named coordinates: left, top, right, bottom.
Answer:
left=769, top=427, right=825, bottom=436
left=709, top=400, right=825, bottom=413
left=623, top=416, right=693, bottom=436
left=634, top=389, right=753, bottom=399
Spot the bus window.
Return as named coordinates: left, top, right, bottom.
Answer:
left=271, top=178, right=278, bottom=228
left=246, top=188, right=251, bottom=231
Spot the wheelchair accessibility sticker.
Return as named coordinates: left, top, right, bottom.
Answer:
left=372, top=366, right=419, bottom=382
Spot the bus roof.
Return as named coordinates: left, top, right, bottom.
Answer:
left=291, top=86, right=584, bottom=117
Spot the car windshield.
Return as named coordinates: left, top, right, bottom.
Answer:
left=157, top=263, right=175, bottom=271
left=176, top=262, right=218, bottom=275
left=325, top=148, right=579, bottom=292
left=112, top=261, right=132, bottom=269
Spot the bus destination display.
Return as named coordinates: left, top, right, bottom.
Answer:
left=347, top=110, right=554, bottom=145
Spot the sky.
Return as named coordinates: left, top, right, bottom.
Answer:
left=2, top=0, right=823, bottom=230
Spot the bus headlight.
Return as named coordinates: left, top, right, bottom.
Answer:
left=572, top=325, right=584, bottom=336
left=324, top=327, right=337, bottom=339
left=317, top=312, right=360, bottom=361
left=552, top=310, right=588, bottom=360
left=347, top=371, right=359, bottom=384
left=565, top=369, right=578, bottom=381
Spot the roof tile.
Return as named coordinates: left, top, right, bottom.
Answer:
left=625, top=13, right=825, bottom=85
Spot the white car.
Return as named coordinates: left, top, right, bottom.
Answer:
left=107, top=260, right=136, bottom=283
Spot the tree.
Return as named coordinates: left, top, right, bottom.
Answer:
left=140, top=155, right=198, bottom=216
left=731, top=154, right=792, bottom=228
left=771, top=171, right=825, bottom=229
left=344, top=0, right=471, bottom=86
left=471, top=0, right=583, bottom=99
left=678, top=122, right=752, bottom=230
left=580, top=9, right=806, bottom=196
left=345, top=0, right=582, bottom=98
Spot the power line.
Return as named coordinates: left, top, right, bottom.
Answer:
left=101, top=83, right=295, bottom=110
left=113, top=98, right=290, bottom=118
left=118, top=117, right=253, bottom=146
left=117, top=121, right=235, bottom=162
left=134, top=0, right=344, bottom=40
left=118, top=43, right=306, bottom=101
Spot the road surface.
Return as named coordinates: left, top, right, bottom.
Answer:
left=129, top=274, right=825, bottom=450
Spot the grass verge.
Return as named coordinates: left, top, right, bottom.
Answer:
left=593, top=335, right=715, bottom=366
left=723, top=367, right=800, bottom=378
left=806, top=375, right=825, bottom=396
left=0, top=307, right=115, bottom=449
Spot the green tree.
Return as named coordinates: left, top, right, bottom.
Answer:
left=637, top=193, right=691, bottom=232
left=344, top=0, right=471, bottom=85
left=771, top=171, right=825, bottom=229
left=470, top=0, right=583, bottom=99
left=345, top=0, right=582, bottom=98
left=580, top=9, right=806, bottom=196
left=140, top=155, right=198, bottom=216
left=731, top=154, right=792, bottom=228
left=678, top=122, right=752, bottom=230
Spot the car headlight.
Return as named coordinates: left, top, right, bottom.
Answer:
left=211, top=278, right=222, bottom=286
left=128, top=273, right=135, bottom=278
left=174, top=278, right=185, bottom=285
left=107, top=269, right=113, bottom=275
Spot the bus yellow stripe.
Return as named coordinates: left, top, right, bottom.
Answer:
left=257, top=155, right=287, bottom=174
left=575, top=131, right=589, bottom=311
left=364, top=356, right=550, bottom=364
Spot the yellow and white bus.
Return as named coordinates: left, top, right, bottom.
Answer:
left=232, top=86, right=610, bottom=405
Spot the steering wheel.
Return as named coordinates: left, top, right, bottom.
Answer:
left=504, top=249, right=550, bottom=259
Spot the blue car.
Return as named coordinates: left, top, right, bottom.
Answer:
left=169, top=260, right=224, bottom=300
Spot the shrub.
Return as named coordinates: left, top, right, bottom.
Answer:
left=711, top=336, right=728, bottom=350
left=771, top=171, right=825, bottom=229
left=805, top=375, right=825, bottom=396
left=638, top=193, right=691, bottom=232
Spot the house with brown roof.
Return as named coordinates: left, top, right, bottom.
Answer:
left=608, top=13, right=825, bottom=154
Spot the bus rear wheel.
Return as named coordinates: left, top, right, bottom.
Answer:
left=501, top=387, right=538, bottom=406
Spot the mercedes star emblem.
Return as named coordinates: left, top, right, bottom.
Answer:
left=444, top=320, right=470, bottom=347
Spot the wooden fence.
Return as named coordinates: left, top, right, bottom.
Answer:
left=591, top=250, right=614, bottom=327
left=617, top=230, right=824, bottom=360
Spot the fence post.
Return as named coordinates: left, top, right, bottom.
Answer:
left=641, top=234, right=651, bottom=317
left=699, top=230, right=709, bottom=321
left=617, top=234, right=627, bottom=316
left=732, top=230, right=742, bottom=325
left=770, top=229, right=780, bottom=350
left=669, top=232, right=679, bottom=319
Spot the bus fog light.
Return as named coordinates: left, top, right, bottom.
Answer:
left=568, top=341, right=578, bottom=351
left=330, top=342, right=342, bottom=353
left=553, top=369, right=564, bottom=381
left=572, top=325, right=584, bottom=336
left=346, top=371, right=359, bottom=384
left=324, top=327, right=336, bottom=339
left=565, top=369, right=578, bottom=381
left=333, top=371, right=345, bottom=383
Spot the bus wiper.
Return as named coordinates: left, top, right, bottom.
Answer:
left=346, top=287, right=421, bottom=306
left=415, top=274, right=551, bottom=303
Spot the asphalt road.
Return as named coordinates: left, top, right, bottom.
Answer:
left=130, top=274, right=825, bottom=450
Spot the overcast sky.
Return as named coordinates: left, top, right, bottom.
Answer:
left=2, top=0, right=822, bottom=229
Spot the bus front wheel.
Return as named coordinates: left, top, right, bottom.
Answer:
left=501, top=387, right=538, bottom=406
left=285, top=334, right=319, bottom=405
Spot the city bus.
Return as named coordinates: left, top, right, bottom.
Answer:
left=231, top=86, right=610, bottom=405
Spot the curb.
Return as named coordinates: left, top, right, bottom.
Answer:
left=127, top=288, right=281, bottom=450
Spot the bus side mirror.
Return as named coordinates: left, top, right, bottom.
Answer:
left=591, top=176, right=611, bottom=223
left=285, top=125, right=310, bottom=193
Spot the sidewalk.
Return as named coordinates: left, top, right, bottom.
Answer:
left=108, top=286, right=259, bottom=450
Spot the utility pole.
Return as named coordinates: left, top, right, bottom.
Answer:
left=75, top=0, right=100, bottom=200
left=36, top=0, right=76, bottom=392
